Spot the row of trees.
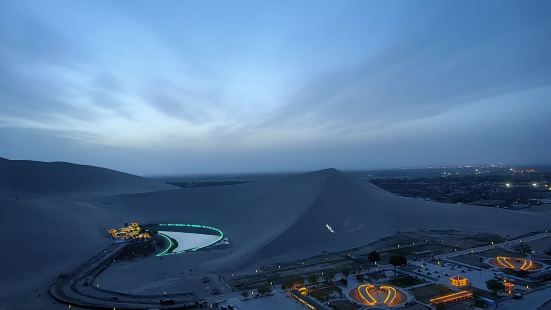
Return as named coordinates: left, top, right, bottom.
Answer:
left=486, top=279, right=505, bottom=294
left=241, top=285, right=273, bottom=298
left=368, top=250, right=408, bottom=275
left=276, top=251, right=409, bottom=292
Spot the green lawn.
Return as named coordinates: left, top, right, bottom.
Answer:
left=386, top=275, right=425, bottom=288
left=329, top=300, right=359, bottom=310
left=309, top=286, right=343, bottom=302
left=410, top=284, right=453, bottom=304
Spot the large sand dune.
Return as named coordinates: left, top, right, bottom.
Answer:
left=105, top=168, right=551, bottom=271
left=0, top=157, right=177, bottom=198
left=0, top=163, right=549, bottom=309
left=0, top=158, right=176, bottom=308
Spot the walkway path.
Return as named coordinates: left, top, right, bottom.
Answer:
left=436, top=232, right=550, bottom=260
left=49, top=242, right=197, bottom=309
left=499, top=287, right=551, bottom=310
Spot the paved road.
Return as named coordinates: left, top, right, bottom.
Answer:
left=499, top=287, right=551, bottom=310
left=436, top=232, right=551, bottom=260
left=49, top=242, right=198, bottom=309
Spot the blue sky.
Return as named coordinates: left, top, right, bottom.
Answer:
left=0, top=0, right=550, bottom=175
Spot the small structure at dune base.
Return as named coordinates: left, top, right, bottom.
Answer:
left=504, top=280, right=515, bottom=294
left=297, top=287, right=309, bottom=296
left=430, top=290, right=473, bottom=306
left=488, top=256, right=542, bottom=272
left=108, top=222, right=151, bottom=240
left=450, top=275, right=469, bottom=287
left=351, top=284, right=408, bottom=308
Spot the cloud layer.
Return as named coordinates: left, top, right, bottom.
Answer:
left=0, top=0, right=550, bottom=174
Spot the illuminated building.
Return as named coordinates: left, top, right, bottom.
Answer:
left=449, top=275, right=468, bottom=287
left=430, top=291, right=473, bottom=305
left=504, top=280, right=515, bottom=294
left=108, top=222, right=151, bottom=240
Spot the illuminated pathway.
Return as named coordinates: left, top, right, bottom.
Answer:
left=435, top=232, right=551, bottom=260
left=491, top=256, right=540, bottom=271
left=357, top=284, right=377, bottom=306
left=353, top=284, right=404, bottom=307
left=49, top=242, right=197, bottom=309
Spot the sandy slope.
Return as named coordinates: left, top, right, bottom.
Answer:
left=105, top=168, right=551, bottom=272
left=0, top=165, right=550, bottom=309
left=248, top=170, right=551, bottom=264
left=0, top=158, right=176, bottom=308
left=0, top=157, right=177, bottom=199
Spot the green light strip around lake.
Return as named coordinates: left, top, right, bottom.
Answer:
left=156, top=223, right=224, bottom=256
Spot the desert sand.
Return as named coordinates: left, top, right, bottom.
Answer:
left=0, top=159, right=549, bottom=309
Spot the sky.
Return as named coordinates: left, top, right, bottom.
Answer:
left=0, top=0, right=550, bottom=175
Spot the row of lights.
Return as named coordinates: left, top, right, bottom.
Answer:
left=505, top=182, right=549, bottom=188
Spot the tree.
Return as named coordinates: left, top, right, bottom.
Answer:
left=514, top=243, right=532, bottom=254
left=281, top=277, right=304, bottom=290
left=367, top=251, right=381, bottom=270
left=308, top=274, right=319, bottom=285
left=322, top=272, right=335, bottom=283
left=486, top=279, right=504, bottom=294
left=258, top=286, right=272, bottom=295
left=389, top=255, right=407, bottom=276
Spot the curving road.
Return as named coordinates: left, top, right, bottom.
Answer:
left=49, top=242, right=198, bottom=309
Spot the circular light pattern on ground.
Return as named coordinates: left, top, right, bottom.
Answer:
left=350, top=284, right=407, bottom=308
left=487, top=256, right=543, bottom=272
left=152, top=223, right=224, bottom=256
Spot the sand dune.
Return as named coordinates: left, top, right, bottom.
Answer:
left=97, top=168, right=551, bottom=271
left=1, top=163, right=549, bottom=309
left=248, top=169, right=551, bottom=265
left=0, top=157, right=176, bottom=199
